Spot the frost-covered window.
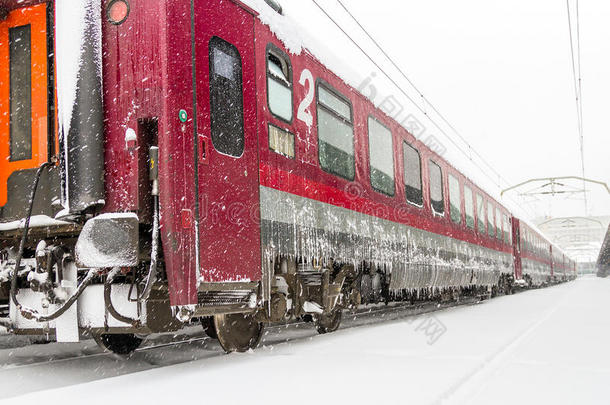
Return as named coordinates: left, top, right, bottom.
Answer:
left=429, top=161, right=444, bottom=215
left=503, top=214, right=511, bottom=244
left=487, top=202, right=495, bottom=237
left=496, top=207, right=502, bottom=240
left=267, top=46, right=292, bottom=122
left=464, top=185, right=474, bottom=229
left=476, top=194, right=485, bottom=234
left=368, top=116, right=394, bottom=196
left=9, top=24, right=32, bottom=162
left=403, top=142, right=422, bottom=206
left=268, top=124, right=294, bottom=158
left=317, top=83, right=354, bottom=180
left=449, top=174, right=461, bottom=224
left=209, top=37, right=244, bottom=158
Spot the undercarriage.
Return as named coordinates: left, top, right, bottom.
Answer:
left=0, top=218, right=520, bottom=356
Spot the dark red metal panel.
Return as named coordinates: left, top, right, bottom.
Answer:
left=159, top=0, right=199, bottom=306
left=103, top=0, right=167, bottom=215
left=101, top=0, right=199, bottom=306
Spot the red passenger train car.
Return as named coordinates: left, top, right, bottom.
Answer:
left=0, top=0, right=575, bottom=353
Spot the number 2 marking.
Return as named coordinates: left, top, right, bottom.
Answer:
left=297, top=69, right=314, bottom=127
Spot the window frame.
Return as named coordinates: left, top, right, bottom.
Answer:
left=403, top=141, right=423, bottom=207
left=208, top=36, right=245, bottom=158
left=476, top=194, right=486, bottom=235
left=503, top=214, right=511, bottom=244
left=367, top=115, right=395, bottom=197
left=464, top=184, right=475, bottom=229
left=9, top=24, right=33, bottom=162
left=487, top=201, right=495, bottom=238
left=315, top=79, right=355, bottom=181
left=448, top=174, right=462, bottom=225
left=428, top=160, right=445, bottom=216
left=495, top=207, right=502, bottom=240
left=265, top=43, right=293, bottom=124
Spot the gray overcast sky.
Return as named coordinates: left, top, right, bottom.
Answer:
left=303, top=0, right=609, bottom=219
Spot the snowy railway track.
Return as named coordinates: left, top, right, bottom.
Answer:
left=0, top=295, right=486, bottom=399
left=1, top=295, right=483, bottom=370
left=133, top=296, right=483, bottom=354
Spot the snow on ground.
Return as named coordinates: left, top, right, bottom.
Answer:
left=1, top=276, right=609, bottom=404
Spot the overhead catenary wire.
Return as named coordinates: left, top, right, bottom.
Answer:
left=335, top=0, right=513, bottom=190
left=310, top=0, right=536, bottom=217
left=566, top=0, right=588, bottom=215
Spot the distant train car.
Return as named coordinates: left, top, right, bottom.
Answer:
left=597, top=226, right=610, bottom=278
left=511, top=219, right=554, bottom=287
left=0, top=0, right=575, bottom=354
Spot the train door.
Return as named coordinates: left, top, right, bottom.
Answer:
left=193, top=1, right=261, bottom=283
left=0, top=3, right=51, bottom=209
left=512, top=217, right=522, bottom=279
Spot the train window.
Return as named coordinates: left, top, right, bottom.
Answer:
left=487, top=201, right=495, bottom=237
left=449, top=175, right=461, bottom=224
left=503, top=215, right=511, bottom=244
left=316, top=83, right=355, bottom=180
left=429, top=161, right=444, bottom=215
left=267, top=46, right=293, bottom=122
left=464, top=185, right=475, bottom=229
left=368, top=117, right=394, bottom=196
left=209, top=37, right=245, bottom=158
left=476, top=194, right=485, bottom=234
left=403, top=142, right=423, bottom=206
left=496, top=207, right=502, bottom=240
left=9, top=24, right=32, bottom=162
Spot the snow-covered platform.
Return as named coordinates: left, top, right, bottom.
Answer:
left=1, top=276, right=608, bottom=404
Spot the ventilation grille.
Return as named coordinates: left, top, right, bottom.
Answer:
left=197, top=290, right=252, bottom=307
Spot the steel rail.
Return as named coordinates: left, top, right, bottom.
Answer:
left=0, top=295, right=486, bottom=370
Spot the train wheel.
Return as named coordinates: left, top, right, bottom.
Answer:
left=214, top=312, right=263, bottom=353
left=201, top=317, right=218, bottom=339
left=93, top=333, right=143, bottom=355
left=315, top=309, right=342, bottom=334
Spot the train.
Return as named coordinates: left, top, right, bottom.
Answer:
left=0, top=0, right=576, bottom=354
left=597, top=226, right=610, bottom=277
